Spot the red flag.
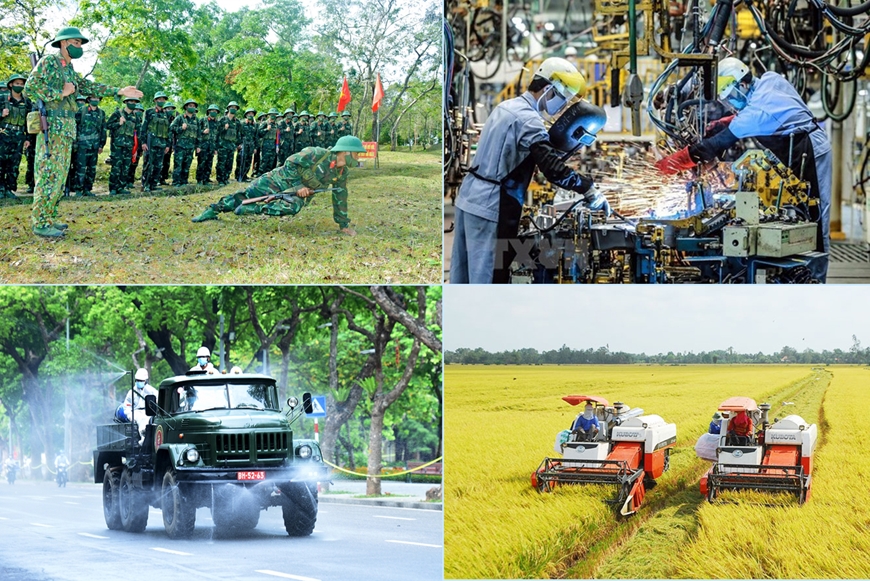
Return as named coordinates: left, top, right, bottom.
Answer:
left=338, top=77, right=351, bottom=112
left=132, top=131, right=139, bottom=163
left=372, top=73, right=384, bottom=112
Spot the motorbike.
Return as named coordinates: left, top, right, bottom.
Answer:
left=6, top=464, right=18, bottom=485
left=56, top=464, right=68, bottom=488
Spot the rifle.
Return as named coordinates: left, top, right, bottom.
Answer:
left=27, top=52, right=50, bottom=160
left=275, top=125, right=280, bottom=156
left=240, top=187, right=341, bottom=205
left=141, top=131, right=152, bottom=189
left=237, top=143, right=245, bottom=183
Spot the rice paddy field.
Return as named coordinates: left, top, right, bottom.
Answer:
left=444, top=364, right=870, bottom=579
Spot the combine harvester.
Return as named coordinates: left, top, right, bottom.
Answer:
left=531, top=395, right=677, bottom=516
left=700, top=397, right=817, bottom=504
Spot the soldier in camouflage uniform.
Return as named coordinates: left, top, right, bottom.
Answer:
left=215, top=101, right=241, bottom=185
left=196, top=103, right=220, bottom=184
left=252, top=112, right=266, bottom=175
left=327, top=112, right=339, bottom=147
left=140, top=92, right=172, bottom=192
left=127, top=102, right=144, bottom=186
left=191, top=136, right=366, bottom=236
left=23, top=27, right=142, bottom=237
left=257, top=108, right=280, bottom=176
left=336, top=110, right=353, bottom=139
left=64, top=94, right=88, bottom=197
left=106, top=96, right=140, bottom=195
left=160, top=101, right=177, bottom=185
left=278, top=108, right=294, bottom=165
left=0, top=85, right=8, bottom=101
left=0, top=74, right=32, bottom=202
left=294, top=111, right=313, bottom=154
left=235, top=107, right=258, bottom=182
left=72, top=94, right=106, bottom=196
left=169, top=99, right=199, bottom=186
left=311, top=112, right=329, bottom=149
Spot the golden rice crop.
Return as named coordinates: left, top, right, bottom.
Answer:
left=444, top=364, right=819, bottom=579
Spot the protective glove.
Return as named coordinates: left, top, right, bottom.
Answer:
left=654, top=146, right=696, bottom=176
left=705, top=115, right=735, bottom=136
left=584, top=187, right=612, bottom=217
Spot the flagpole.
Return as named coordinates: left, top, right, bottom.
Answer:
left=375, top=108, right=380, bottom=169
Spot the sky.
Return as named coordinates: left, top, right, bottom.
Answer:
left=444, top=286, right=870, bottom=355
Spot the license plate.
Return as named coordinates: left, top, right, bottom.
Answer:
left=237, top=471, right=266, bottom=481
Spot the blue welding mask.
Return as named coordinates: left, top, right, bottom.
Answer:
left=724, top=83, right=753, bottom=112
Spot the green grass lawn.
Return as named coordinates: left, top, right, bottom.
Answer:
left=0, top=148, right=442, bottom=284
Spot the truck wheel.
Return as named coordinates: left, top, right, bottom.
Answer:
left=119, top=467, right=149, bottom=533
left=281, top=482, right=317, bottom=537
left=212, top=495, right=260, bottom=533
left=102, top=469, right=122, bottom=530
left=162, top=469, right=196, bottom=538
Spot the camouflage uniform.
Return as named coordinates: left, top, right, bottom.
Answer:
left=252, top=113, right=266, bottom=175
left=24, top=126, right=36, bottom=193
left=196, top=111, right=219, bottom=184
left=169, top=109, right=198, bottom=186
left=64, top=96, right=86, bottom=196
left=193, top=146, right=351, bottom=228
left=161, top=106, right=177, bottom=184
left=336, top=113, right=353, bottom=139
left=0, top=85, right=32, bottom=199
left=72, top=101, right=106, bottom=195
left=106, top=102, right=137, bottom=194
left=235, top=113, right=258, bottom=181
left=140, top=104, right=171, bottom=191
left=257, top=115, right=279, bottom=175
left=294, top=116, right=312, bottom=154
left=23, top=52, right=119, bottom=232
left=215, top=112, right=241, bottom=185
left=127, top=105, right=144, bottom=185
left=278, top=111, right=294, bottom=165
left=327, top=113, right=339, bottom=147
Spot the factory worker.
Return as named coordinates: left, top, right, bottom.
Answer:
left=709, top=412, right=722, bottom=435
left=571, top=403, right=600, bottom=441
left=655, top=57, right=831, bottom=282
left=450, top=57, right=610, bottom=284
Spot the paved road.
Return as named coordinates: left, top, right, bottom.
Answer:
left=0, top=480, right=443, bottom=581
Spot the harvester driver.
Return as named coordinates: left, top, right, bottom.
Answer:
left=709, top=412, right=722, bottom=434
left=571, top=403, right=600, bottom=441
left=727, top=409, right=753, bottom=446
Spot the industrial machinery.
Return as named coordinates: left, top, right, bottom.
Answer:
left=699, top=397, right=817, bottom=504
left=512, top=147, right=825, bottom=283
left=531, top=395, right=677, bottom=516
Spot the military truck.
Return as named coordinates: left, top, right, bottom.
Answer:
left=94, top=370, right=327, bottom=538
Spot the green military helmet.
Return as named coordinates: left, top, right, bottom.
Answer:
left=207, top=103, right=220, bottom=112
left=51, top=26, right=89, bottom=48
left=331, top=135, right=367, bottom=153
left=226, top=101, right=239, bottom=109
left=257, top=113, right=266, bottom=121
left=341, top=110, right=351, bottom=117
left=6, top=74, right=27, bottom=88
left=245, top=107, right=256, bottom=115
left=298, top=110, right=311, bottom=118
left=268, top=107, right=280, bottom=115
left=75, top=94, right=86, bottom=102
left=164, top=102, right=176, bottom=109
left=283, top=108, right=293, bottom=116
left=153, top=92, right=169, bottom=101
left=183, top=98, right=198, bottom=108
left=122, top=96, right=141, bottom=104
left=134, top=103, right=144, bottom=111
left=316, top=111, right=326, bottom=118
left=292, top=114, right=299, bottom=120
left=328, top=112, right=338, bottom=118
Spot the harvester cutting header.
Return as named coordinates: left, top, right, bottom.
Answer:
left=531, top=395, right=676, bottom=516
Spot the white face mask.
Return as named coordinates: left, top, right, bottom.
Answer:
left=583, top=406, right=594, bottom=420
left=135, top=380, right=145, bottom=389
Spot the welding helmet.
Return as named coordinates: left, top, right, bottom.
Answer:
left=547, top=99, right=607, bottom=152
left=718, top=57, right=752, bottom=110
left=532, top=58, right=587, bottom=121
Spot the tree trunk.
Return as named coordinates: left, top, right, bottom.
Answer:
left=135, top=60, right=151, bottom=90
left=366, top=396, right=386, bottom=496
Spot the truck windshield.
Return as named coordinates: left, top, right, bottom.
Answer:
left=176, top=383, right=279, bottom=413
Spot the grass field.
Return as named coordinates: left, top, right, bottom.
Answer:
left=0, top=149, right=441, bottom=284
left=444, top=364, right=870, bottom=579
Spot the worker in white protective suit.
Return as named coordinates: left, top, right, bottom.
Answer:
left=190, top=346, right=217, bottom=372
left=656, top=57, right=831, bottom=282
left=450, top=57, right=610, bottom=284
left=116, top=368, right=158, bottom=442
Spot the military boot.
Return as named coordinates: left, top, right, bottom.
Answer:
left=33, top=226, right=65, bottom=238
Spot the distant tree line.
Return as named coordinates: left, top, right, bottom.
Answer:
left=446, top=336, right=870, bottom=366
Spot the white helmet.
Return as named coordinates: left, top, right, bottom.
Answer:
left=196, top=346, right=211, bottom=358
left=134, top=368, right=148, bottom=381
left=533, top=57, right=587, bottom=120
left=231, top=366, right=242, bottom=374
left=718, top=57, right=750, bottom=99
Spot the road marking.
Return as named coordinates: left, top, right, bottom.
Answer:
left=78, top=532, right=109, bottom=539
left=255, top=571, right=321, bottom=581
left=151, top=547, right=193, bottom=556
left=25, top=496, right=48, bottom=501
left=31, top=523, right=53, bottom=528
left=385, top=540, right=442, bottom=548
left=373, top=515, right=416, bottom=521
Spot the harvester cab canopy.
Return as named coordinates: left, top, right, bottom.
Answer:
left=717, top=396, right=758, bottom=414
